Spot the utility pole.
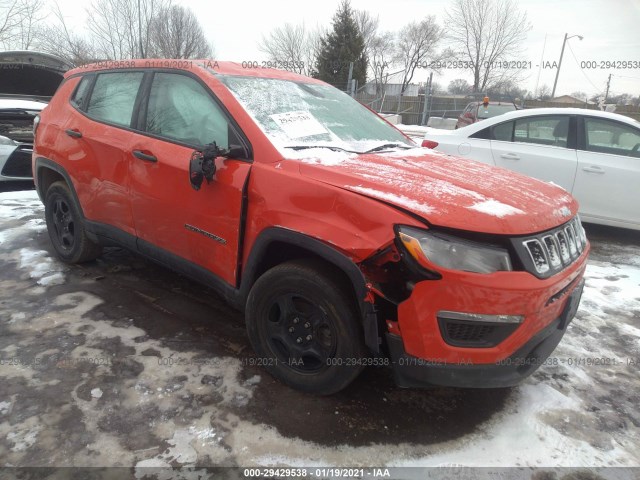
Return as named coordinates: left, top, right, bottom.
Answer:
left=604, top=73, right=612, bottom=103
left=551, top=33, right=583, bottom=98
left=421, top=72, right=433, bottom=126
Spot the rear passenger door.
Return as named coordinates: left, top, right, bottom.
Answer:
left=572, top=116, right=640, bottom=227
left=65, top=71, right=145, bottom=237
left=129, top=71, right=252, bottom=286
left=489, top=115, right=578, bottom=191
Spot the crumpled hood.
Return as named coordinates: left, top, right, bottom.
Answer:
left=295, top=148, right=578, bottom=235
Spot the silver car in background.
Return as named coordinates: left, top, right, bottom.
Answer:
left=0, top=51, right=71, bottom=182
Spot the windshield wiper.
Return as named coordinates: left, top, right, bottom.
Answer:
left=285, top=145, right=360, bottom=154
left=362, top=143, right=412, bottom=154
left=286, top=143, right=413, bottom=155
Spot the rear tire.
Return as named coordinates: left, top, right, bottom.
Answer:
left=44, top=181, right=102, bottom=263
left=246, top=259, right=367, bottom=395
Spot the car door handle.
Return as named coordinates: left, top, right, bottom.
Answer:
left=582, top=166, right=604, bottom=174
left=132, top=150, right=157, bottom=162
left=65, top=129, right=82, bottom=138
left=500, top=153, right=520, bottom=160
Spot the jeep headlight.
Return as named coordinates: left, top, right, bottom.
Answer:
left=397, top=226, right=512, bottom=274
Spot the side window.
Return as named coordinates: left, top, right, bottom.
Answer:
left=491, top=121, right=514, bottom=141
left=470, top=126, right=491, bottom=140
left=584, top=118, right=640, bottom=157
left=71, top=75, right=93, bottom=110
left=513, top=115, right=569, bottom=148
left=145, top=73, right=230, bottom=147
left=86, top=72, right=144, bottom=127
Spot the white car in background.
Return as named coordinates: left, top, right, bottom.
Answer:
left=0, top=98, right=47, bottom=181
left=0, top=50, right=71, bottom=182
left=421, top=108, right=640, bottom=230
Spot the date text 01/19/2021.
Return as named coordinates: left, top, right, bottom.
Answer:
left=243, top=468, right=391, bottom=478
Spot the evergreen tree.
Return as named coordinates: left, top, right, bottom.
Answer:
left=315, top=0, right=367, bottom=90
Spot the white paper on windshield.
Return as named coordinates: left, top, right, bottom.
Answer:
left=270, top=111, right=328, bottom=139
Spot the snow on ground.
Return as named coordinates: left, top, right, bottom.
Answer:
left=1, top=189, right=639, bottom=469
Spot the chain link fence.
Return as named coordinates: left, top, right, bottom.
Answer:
left=353, top=92, right=640, bottom=125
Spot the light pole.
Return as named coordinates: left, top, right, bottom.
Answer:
left=551, top=33, right=583, bottom=98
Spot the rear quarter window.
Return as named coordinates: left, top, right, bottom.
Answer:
left=70, top=75, right=93, bottom=111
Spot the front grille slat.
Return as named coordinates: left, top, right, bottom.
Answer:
left=543, top=235, right=561, bottom=268
left=556, top=231, right=570, bottom=264
left=524, top=239, right=550, bottom=274
left=565, top=225, right=578, bottom=258
left=517, top=217, right=586, bottom=279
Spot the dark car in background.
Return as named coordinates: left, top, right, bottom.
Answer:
left=456, top=97, right=518, bottom=129
left=0, top=51, right=71, bottom=182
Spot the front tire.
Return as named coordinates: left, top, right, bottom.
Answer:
left=245, top=260, right=367, bottom=395
left=44, top=181, right=102, bottom=263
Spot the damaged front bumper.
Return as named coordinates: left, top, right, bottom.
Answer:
left=387, top=279, right=584, bottom=388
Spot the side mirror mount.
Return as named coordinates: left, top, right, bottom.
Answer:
left=189, top=142, right=222, bottom=191
left=226, top=144, right=246, bottom=159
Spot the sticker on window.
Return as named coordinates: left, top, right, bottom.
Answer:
left=270, top=111, right=328, bottom=139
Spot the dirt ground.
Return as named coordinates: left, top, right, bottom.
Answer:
left=0, top=187, right=639, bottom=475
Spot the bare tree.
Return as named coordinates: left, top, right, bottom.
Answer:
left=537, top=84, right=551, bottom=100
left=448, top=78, right=472, bottom=95
left=394, top=16, right=446, bottom=94
left=36, top=3, right=97, bottom=65
left=15, top=0, right=45, bottom=49
left=148, top=5, right=212, bottom=58
left=354, top=9, right=378, bottom=61
left=486, top=79, right=527, bottom=100
left=34, top=2, right=92, bottom=64
left=87, top=0, right=137, bottom=59
left=430, top=81, right=444, bottom=94
left=0, top=0, right=45, bottom=49
left=445, top=0, right=531, bottom=92
left=87, top=0, right=171, bottom=59
left=0, top=0, right=21, bottom=45
left=259, top=23, right=320, bottom=77
left=369, top=31, right=395, bottom=95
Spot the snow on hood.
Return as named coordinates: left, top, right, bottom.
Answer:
left=296, top=148, right=578, bottom=235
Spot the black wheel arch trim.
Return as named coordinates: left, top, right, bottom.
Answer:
left=34, top=157, right=83, bottom=216
left=238, top=227, right=380, bottom=352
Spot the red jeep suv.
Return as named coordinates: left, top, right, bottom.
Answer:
left=33, top=61, right=588, bottom=394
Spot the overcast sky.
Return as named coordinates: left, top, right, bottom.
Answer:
left=54, top=0, right=640, bottom=98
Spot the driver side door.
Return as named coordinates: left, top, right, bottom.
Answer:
left=129, top=71, right=252, bottom=286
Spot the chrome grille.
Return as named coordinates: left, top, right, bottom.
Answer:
left=518, top=217, right=587, bottom=278
left=542, top=235, right=561, bottom=269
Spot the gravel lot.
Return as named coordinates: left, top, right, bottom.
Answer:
left=0, top=188, right=639, bottom=473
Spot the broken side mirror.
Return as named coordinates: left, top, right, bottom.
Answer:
left=189, top=153, right=205, bottom=191
left=227, top=144, right=246, bottom=158
left=189, top=142, right=221, bottom=191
